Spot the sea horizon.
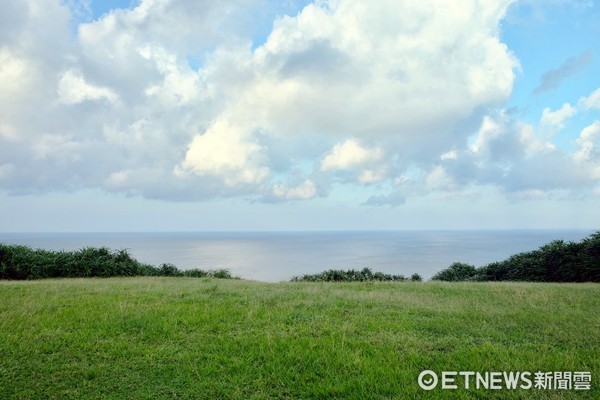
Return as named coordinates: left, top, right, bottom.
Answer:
left=1, top=227, right=597, bottom=234
left=1, top=229, right=595, bottom=282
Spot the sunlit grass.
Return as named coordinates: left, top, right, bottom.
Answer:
left=0, top=278, right=598, bottom=399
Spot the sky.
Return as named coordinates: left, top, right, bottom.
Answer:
left=0, top=0, right=599, bottom=232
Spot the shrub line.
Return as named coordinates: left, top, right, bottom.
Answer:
left=0, top=244, right=237, bottom=280
left=431, top=231, right=600, bottom=282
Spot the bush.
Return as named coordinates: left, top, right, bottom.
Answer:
left=291, top=267, right=408, bottom=282
left=431, top=262, right=479, bottom=282
left=410, top=273, right=422, bottom=282
left=432, top=231, right=600, bottom=282
left=159, top=263, right=183, bottom=277
left=209, top=269, right=236, bottom=279
left=0, top=244, right=236, bottom=281
left=183, top=268, right=209, bottom=278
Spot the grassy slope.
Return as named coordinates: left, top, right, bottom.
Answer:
left=0, top=278, right=598, bottom=399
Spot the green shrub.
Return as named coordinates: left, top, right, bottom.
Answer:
left=183, top=268, right=209, bottom=278
left=0, top=244, right=235, bottom=281
left=410, top=273, right=422, bottom=282
left=432, top=231, right=600, bottom=282
left=209, top=269, right=236, bottom=279
left=292, top=267, right=408, bottom=282
left=159, top=263, right=183, bottom=277
left=431, top=262, right=479, bottom=281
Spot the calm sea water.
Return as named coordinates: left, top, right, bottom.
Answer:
left=0, top=230, right=594, bottom=281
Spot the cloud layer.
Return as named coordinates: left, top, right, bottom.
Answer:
left=1, top=0, right=599, bottom=206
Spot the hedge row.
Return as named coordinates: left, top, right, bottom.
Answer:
left=432, top=232, right=600, bottom=282
left=291, top=267, right=421, bottom=282
left=0, top=244, right=235, bottom=280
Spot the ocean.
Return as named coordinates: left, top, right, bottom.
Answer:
left=0, top=230, right=594, bottom=282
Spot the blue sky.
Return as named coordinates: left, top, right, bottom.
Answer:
left=502, top=2, right=599, bottom=138
left=0, top=0, right=599, bottom=232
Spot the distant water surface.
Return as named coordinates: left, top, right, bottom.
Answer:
left=0, top=230, right=594, bottom=281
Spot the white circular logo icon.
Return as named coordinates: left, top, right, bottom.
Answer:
left=418, top=370, right=438, bottom=390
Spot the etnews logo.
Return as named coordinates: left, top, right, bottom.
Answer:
left=418, top=370, right=592, bottom=391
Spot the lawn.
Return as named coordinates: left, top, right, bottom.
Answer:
left=0, top=278, right=598, bottom=399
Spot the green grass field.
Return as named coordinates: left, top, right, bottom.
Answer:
left=0, top=278, right=598, bottom=399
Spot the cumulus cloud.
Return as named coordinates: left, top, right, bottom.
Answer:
left=3, top=0, right=598, bottom=206
left=434, top=112, right=596, bottom=194
left=580, top=87, right=600, bottom=110
left=174, top=0, right=519, bottom=198
left=272, top=180, right=317, bottom=200
left=574, top=120, right=600, bottom=168
left=175, top=117, right=270, bottom=186
left=58, top=70, right=119, bottom=104
left=540, top=103, right=576, bottom=131
left=320, top=139, right=383, bottom=171
left=0, top=49, right=32, bottom=106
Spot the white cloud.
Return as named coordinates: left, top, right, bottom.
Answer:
left=104, top=170, right=130, bottom=191
left=440, top=150, right=458, bottom=161
left=579, top=87, right=600, bottom=110
left=137, top=44, right=203, bottom=106
left=519, top=123, right=556, bottom=156
left=321, top=139, right=382, bottom=171
left=540, top=103, right=576, bottom=130
left=436, top=112, right=597, bottom=195
left=0, top=49, right=32, bottom=104
left=246, top=0, right=518, bottom=140
left=426, top=166, right=456, bottom=190
left=172, top=0, right=520, bottom=194
left=358, top=169, right=388, bottom=184
left=469, top=114, right=529, bottom=161
left=176, top=118, right=269, bottom=186
left=58, top=70, right=119, bottom=104
left=574, top=120, right=600, bottom=168
left=6, top=0, right=599, bottom=206
left=272, top=180, right=317, bottom=200
left=470, top=115, right=504, bottom=154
